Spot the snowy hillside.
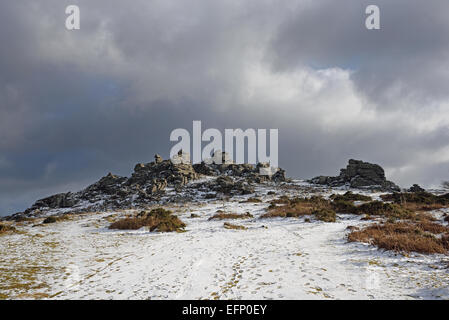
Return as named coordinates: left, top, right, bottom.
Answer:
left=1, top=181, right=448, bottom=300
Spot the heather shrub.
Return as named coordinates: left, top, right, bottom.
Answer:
left=313, top=208, right=336, bottom=222
left=208, top=212, right=253, bottom=220
left=0, top=223, right=17, bottom=234
left=109, top=208, right=185, bottom=232
left=330, top=191, right=372, bottom=202
left=223, top=222, right=247, bottom=230
left=332, top=200, right=358, bottom=214
left=348, top=221, right=449, bottom=254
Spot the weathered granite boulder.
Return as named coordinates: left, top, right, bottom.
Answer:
left=83, top=173, right=127, bottom=196
left=192, top=152, right=287, bottom=184
left=154, top=154, right=163, bottom=164
left=32, top=192, right=77, bottom=209
left=309, top=159, right=400, bottom=192
left=128, top=154, right=198, bottom=187
left=212, top=176, right=255, bottom=195
left=147, top=178, right=168, bottom=194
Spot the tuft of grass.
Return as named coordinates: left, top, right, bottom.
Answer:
left=332, top=200, right=358, bottom=214
left=208, top=212, right=253, bottom=220
left=0, top=223, right=17, bottom=235
left=330, top=191, right=372, bottom=202
left=12, top=216, right=37, bottom=223
left=269, top=195, right=291, bottom=205
left=355, top=201, right=415, bottom=220
left=109, top=208, right=186, bottom=232
left=313, top=208, right=336, bottom=222
left=415, top=219, right=449, bottom=234
left=262, top=196, right=331, bottom=218
left=108, top=217, right=144, bottom=230
left=380, top=192, right=449, bottom=211
left=348, top=221, right=449, bottom=254
left=244, top=197, right=262, bottom=203
left=41, top=214, right=73, bottom=224
left=223, top=222, right=247, bottom=230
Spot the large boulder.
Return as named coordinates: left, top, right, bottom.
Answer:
left=83, top=173, right=127, bottom=195
left=32, top=192, right=77, bottom=209
left=209, top=176, right=255, bottom=195
left=309, top=159, right=400, bottom=192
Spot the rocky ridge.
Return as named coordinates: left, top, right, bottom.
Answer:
left=6, top=152, right=286, bottom=220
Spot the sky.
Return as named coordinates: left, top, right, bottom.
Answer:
left=1, top=0, right=449, bottom=216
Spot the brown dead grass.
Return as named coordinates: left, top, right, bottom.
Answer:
left=0, top=223, right=17, bottom=235
left=330, top=191, right=372, bottom=202
left=42, top=214, right=74, bottom=224
left=380, top=192, right=449, bottom=212
left=348, top=220, right=449, bottom=254
left=109, top=217, right=144, bottom=230
left=415, top=219, right=449, bottom=234
left=401, top=202, right=445, bottom=212
left=12, top=216, right=38, bottom=223
left=262, top=196, right=332, bottom=218
left=313, top=208, right=337, bottom=222
left=208, top=212, right=254, bottom=220
left=355, top=201, right=415, bottom=220
left=223, top=222, right=247, bottom=230
left=109, top=208, right=186, bottom=232
left=332, top=200, right=358, bottom=214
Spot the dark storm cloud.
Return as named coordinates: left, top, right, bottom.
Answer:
left=269, top=0, right=449, bottom=106
left=1, top=0, right=449, bottom=215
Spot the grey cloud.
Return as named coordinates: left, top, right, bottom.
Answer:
left=1, top=0, right=449, bottom=215
left=269, top=0, right=449, bottom=107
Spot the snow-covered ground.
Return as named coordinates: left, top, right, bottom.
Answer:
left=1, top=183, right=448, bottom=300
